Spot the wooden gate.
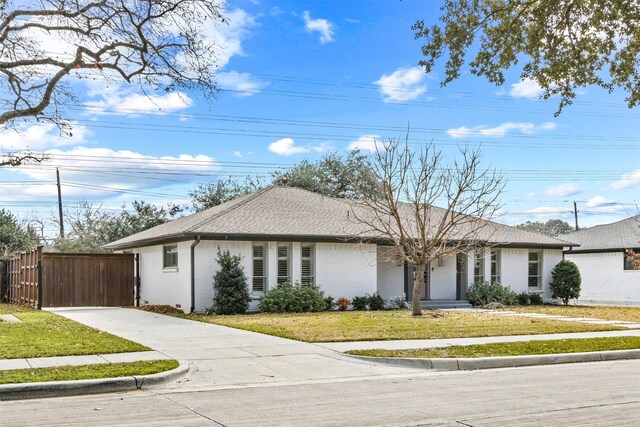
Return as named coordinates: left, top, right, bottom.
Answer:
left=5, top=249, right=135, bottom=308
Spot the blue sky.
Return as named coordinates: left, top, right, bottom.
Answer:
left=1, top=0, right=639, bottom=237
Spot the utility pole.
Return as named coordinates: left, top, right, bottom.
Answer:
left=56, top=168, right=64, bottom=238
left=573, top=201, right=579, bottom=231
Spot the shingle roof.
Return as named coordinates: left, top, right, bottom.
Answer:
left=563, top=215, right=640, bottom=252
left=106, top=186, right=573, bottom=249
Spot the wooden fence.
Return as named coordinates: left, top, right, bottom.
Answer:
left=4, top=248, right=135, bottom=309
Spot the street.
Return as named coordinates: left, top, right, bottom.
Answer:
left=3, top=359, right=640, bottom=426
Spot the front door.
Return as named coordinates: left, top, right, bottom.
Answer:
left=456, top=253, right=467, bottom=300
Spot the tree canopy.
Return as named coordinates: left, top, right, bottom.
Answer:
left=0, top=208, right=35, bottom=259
left=52, top=200, right=183, bottom=252
left=188, top=151, right=381, bottom=211
left=515, top=219, right=573, bottom=237
left=0, top=0, right=224, bottom=127
left=413, top=0, right=640, bottom=114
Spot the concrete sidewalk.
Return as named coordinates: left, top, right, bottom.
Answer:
left=0, top=350, right=171, bottom=371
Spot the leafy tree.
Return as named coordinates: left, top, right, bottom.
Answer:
left=515, top=219, right=573, bottom=237
left=211, top=249, right=251, bottom=315
left=1, top=0, right=224, bottom=127
left=351, top=140, right=504, bottom=316
left=52, top=201, right=183, bottom=252
left=188, top=151, right=381, bottom=210
left=272, top=150, right=381, bottom=199
left=413, top=1, right=640, bottom=114
left=627, top=249, right=640, bottom=270
left=550, top=260, right=581, bottom=306
left=0, top=209, right=35, bottom=259
left=189, top=177, right=264, bottom=212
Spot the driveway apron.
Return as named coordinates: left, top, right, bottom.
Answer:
left=48, top=308, right=421, bottom=391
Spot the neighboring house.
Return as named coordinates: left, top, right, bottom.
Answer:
left=106, top=186, right=571, bottom=312
left=564, top=216, right=640, bottom=304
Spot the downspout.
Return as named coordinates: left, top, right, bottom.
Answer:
left=190, top=236, right=202, bottom=313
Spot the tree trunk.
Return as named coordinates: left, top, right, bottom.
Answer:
left=412, top=263, right=425, bottom=316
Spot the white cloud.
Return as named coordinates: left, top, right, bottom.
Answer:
left=0, top=123, right=90, bottom=151
left=586, top=196, right=616, bottom=208
left=611, top=168, right=640, bottom=190
left=202, top=8, right=256, bottom=68
left=268, top=138, right=310, bottom=156
left=312, top=142, right=333, bottom=153
left=217, top=71, right=265, bottom=96
left=348, top=134, right=381, bottom=152
left=584, top=196, right=629, bottom=214
left=84, top=81, right=192, bottom=115
left=544, top=183, right=582, bottom=197
left=510, top=78, right=545, bottom=99
left=374, top=67, right=427, bottom=103
left=447, top=121, right=556, bottom=138
left=303, top=11, right=335, bottom=44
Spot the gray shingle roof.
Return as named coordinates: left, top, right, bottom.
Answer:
left=562, top=215, right=640, bottom=252
left=106, top=186, right=573, bottom=249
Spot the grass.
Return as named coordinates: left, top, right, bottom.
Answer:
left=0, top=304, right=149, bottom=359
left=0, top=360, right=179, bottom=385
left=178, top=309, right=623, bottom=343
left=510, top=305, right=640, bottom=323
left=347, top=336, right=640, bottom=358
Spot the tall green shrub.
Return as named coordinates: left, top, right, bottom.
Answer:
left=212, top=249, right=251, bottom=314
left=550, top=260, right=581, bottom=306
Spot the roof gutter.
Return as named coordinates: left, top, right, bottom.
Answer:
left=190, top=236, right=201, bottom=314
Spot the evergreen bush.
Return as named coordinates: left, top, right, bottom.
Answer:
left=550, top=260, right=581, bottom=306
left=212, top=250, right=251, bottom=315
left=259, top=282, right=327, bottom=313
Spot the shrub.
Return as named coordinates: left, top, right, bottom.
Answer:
left=550, top=260, right=581, bottom=306
left=351, top=295, right=369, bottom=311
left=212, top=249, right=251, bottom=315
left=386, top=295, right=408, bottom=310
left=517, top=292, right=530, bottom=305
left=368, top=292, right=385, bottom=310
left=528, top=292, right=543, bottom=305
left=259, top=282, right=327, bottom=313
left=517, top=291, right=544, bottom=306
left=324, top=296, right=335, bottom=311
left=336, top=297, right=351, bottom=311
left=466, top=281, right=518, bottom=307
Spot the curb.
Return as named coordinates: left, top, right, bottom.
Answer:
left=346, top=349, right=640, bottom=371
left=0, top=362, right=188, bottom=401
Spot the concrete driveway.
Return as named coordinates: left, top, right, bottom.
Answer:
left=49, top=308, right=422, bottom=391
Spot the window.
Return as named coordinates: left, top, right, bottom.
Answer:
left=624, top=250, right=640, bottom=271
left=252, top=245, right=266, bottom=292
left=163, top=244, right=178, bottom=269
left=528, top=251, right=542, bottom=289
left=490, top=250, right=501, bottom=283
left=277, top=244, right=290, bottom=284
left=473, top=250, right=485, bottom=283
left=301, top=245, right=315, bottom=285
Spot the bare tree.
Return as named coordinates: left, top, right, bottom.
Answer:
left=0, top=0, right=224, bottom=127
left=0, top=150, right=47, bottom=166
left=352, top=139, right=505, bottom=316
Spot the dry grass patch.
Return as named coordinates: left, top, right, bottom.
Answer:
left=510, top=305, right=640, bottom=323
left=180, top=310, right=622, bottom=342
left=348, top=336, right=640, bottom=358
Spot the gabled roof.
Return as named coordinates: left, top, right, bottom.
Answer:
left=563, top=215, right=640, bottom=252
left=106, top=186, right=574, bottom=250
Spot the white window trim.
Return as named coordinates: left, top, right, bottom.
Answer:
left=277, top=243, right=291, bottom=284
left=162, top=244, right=179, bottom=271
left=528, top=250, right=542, bottom=290
left=301, top=244, right=315, bottom=285
left=252, top=244, right=267, bottom=294
left=490, top=249, right=501, bottom=284
left=473, top=249, right=485, bottom=284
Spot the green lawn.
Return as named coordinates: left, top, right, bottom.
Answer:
left=0, top=360, right=179, bottom=385
left=347, top=336, right=640, bottom=358
left=179, top=310, right=622, bottom=342
left=0, top=304, right=149, bottom=359
left=510, top=305, right=640, bottom=323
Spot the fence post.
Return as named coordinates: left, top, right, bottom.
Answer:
left=135, top=253, right=141, bottom=307
left=37, top=259, right=43, bottom=310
